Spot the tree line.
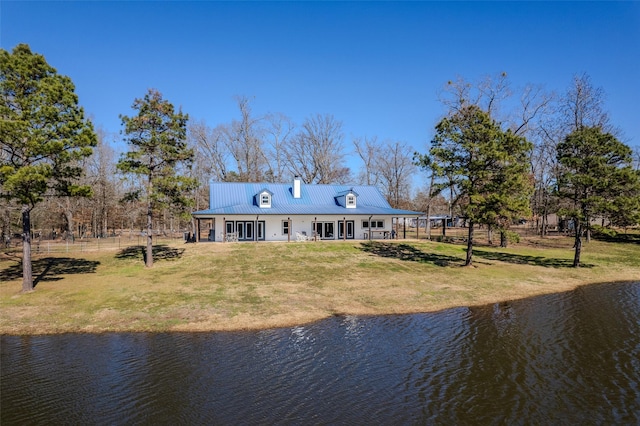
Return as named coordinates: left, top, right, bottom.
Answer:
left=416, top=72, right=640, bottom=267
left=2, top=44, right=640, bottom=290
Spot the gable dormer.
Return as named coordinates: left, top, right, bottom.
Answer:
left=335, top=189, right=358, bottom=209
left=255, top=188, right=273, bottom=208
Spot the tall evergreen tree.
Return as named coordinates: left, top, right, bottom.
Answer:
left=0, top=44, right=96, bottom=292
left=426, top=105, right=532, bottom=266
left=556, top=126, right=640, bottom=267
left=117, top=89, right=197, bottom=267
left=480, top=129, right=533, bottom=247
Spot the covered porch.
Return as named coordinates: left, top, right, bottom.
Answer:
left=189, top=215, right=422, bottom=243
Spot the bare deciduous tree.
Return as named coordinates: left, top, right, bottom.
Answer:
left=85, top=127, right=117, bottom=237
left=439, top=72, right=511, bottom=118
left=353, top=136, right=382, bottom=186
left=285, top=114, right=349, bottom=184
left=188, top=120, right=229, bottom=182
left=263, top=112, right=295, bottom=183
left=633, top=146, right=640, bottom=171
left=224, top=96, right=267, bottom=182
left=561, top=73, right=611, bottom=132
left=376, top=141, right=415, bottom=209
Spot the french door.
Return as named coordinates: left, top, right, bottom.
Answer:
left=338, top=220, right=355, bottom=239
left=314, top=221, right=335, bottom=239
left=226, top=221, right=265, bottom=241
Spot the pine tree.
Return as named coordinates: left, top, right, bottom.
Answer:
left=117, top=89, right=197, bottom=267
left=0, top=44, right=96, bottom=291
left=556, top=126, right=640, bottom=267
left=480, top=129, right=533, bottom=247
left=428, top=105, right=532, bottom=266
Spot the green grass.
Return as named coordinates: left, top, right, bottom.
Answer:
left=1, top=236, right=639, bottom=334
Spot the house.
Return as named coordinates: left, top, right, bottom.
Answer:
left=191, top=177, right=422, bottom=242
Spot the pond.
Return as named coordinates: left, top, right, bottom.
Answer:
left=2, top=282, right=639, bottom=424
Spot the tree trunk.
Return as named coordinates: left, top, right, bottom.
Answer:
left=2, top=208, right=10, bottom=245
left=146, top=200, right=153, bottom=268
left=573, top=220, right=582, bottom=267
left=63, top=208, right=74, bottom=242
left=465, top=220, right=474, bottom=266
left=21, top=206, right=34, bottom=292
left=487, top=225, right=493, bottom=245
left=541, top=202, right=548, bottom=238
left=426, top=173, right=435, bottom=240
left=426, top=204, right=431, bottom=240
left=500, top=230, right=508, bottom=248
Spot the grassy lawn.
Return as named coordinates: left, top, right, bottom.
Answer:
left=1, top=236, right=639, bottom=334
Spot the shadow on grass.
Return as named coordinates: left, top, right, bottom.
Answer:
left=472, top=249, right=594, bottom=268
left=115, top=245, right=185, bottom=263
left=0, top=257, right=100, bottom=288
left=593, top=233, right=640, bottom=245
left=359, top=241, right=461, bottom=267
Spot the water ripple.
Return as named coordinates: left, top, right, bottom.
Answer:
left=2, top=282, right=639, bottom=425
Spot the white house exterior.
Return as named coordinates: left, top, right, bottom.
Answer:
left=191, top=177, right=422, bottom=242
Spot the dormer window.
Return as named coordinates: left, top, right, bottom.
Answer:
left=335, top=189, right=358, bottom=208
left=257, top=189, right=273, bottom=208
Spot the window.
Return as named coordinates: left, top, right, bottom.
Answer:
left=362, top=220, right=385, bottom=229
left=282, top=220, right=289, bottom=235
left=346, top=195, right=356, bottom=207
left=259, top=192, right=271, bottom=208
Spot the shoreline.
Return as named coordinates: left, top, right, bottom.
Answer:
left=3, top=280, right=637, bottom=336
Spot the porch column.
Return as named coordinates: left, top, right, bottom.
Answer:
left=223, top=217, right=226, bottom=242
left=288, top=218, right=291, bottom=243
left=196, top=218, right=201, bottom=242
left=343, top=217, right=346, bottom=241
left=255, top=215, right=259, bottom=242
left=368, top=216, right=372, bottom=241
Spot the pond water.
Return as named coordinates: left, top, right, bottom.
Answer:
left=2, top=282, right=639, bottom=425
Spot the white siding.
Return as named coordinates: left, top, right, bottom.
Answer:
left=205, top=214, right=399, bottom=241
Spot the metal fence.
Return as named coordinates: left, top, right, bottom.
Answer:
left=4, top=235, right=186, bottom=254
left=3, top=225, right=555, bottom=253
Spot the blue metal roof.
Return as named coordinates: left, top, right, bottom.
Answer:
left=192, top=182, right=422, bottom=217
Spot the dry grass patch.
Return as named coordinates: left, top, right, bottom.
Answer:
left=1, top=237, right=638, bottom=334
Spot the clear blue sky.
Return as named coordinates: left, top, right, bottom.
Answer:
left=2, top=1, right=639, bottom=181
